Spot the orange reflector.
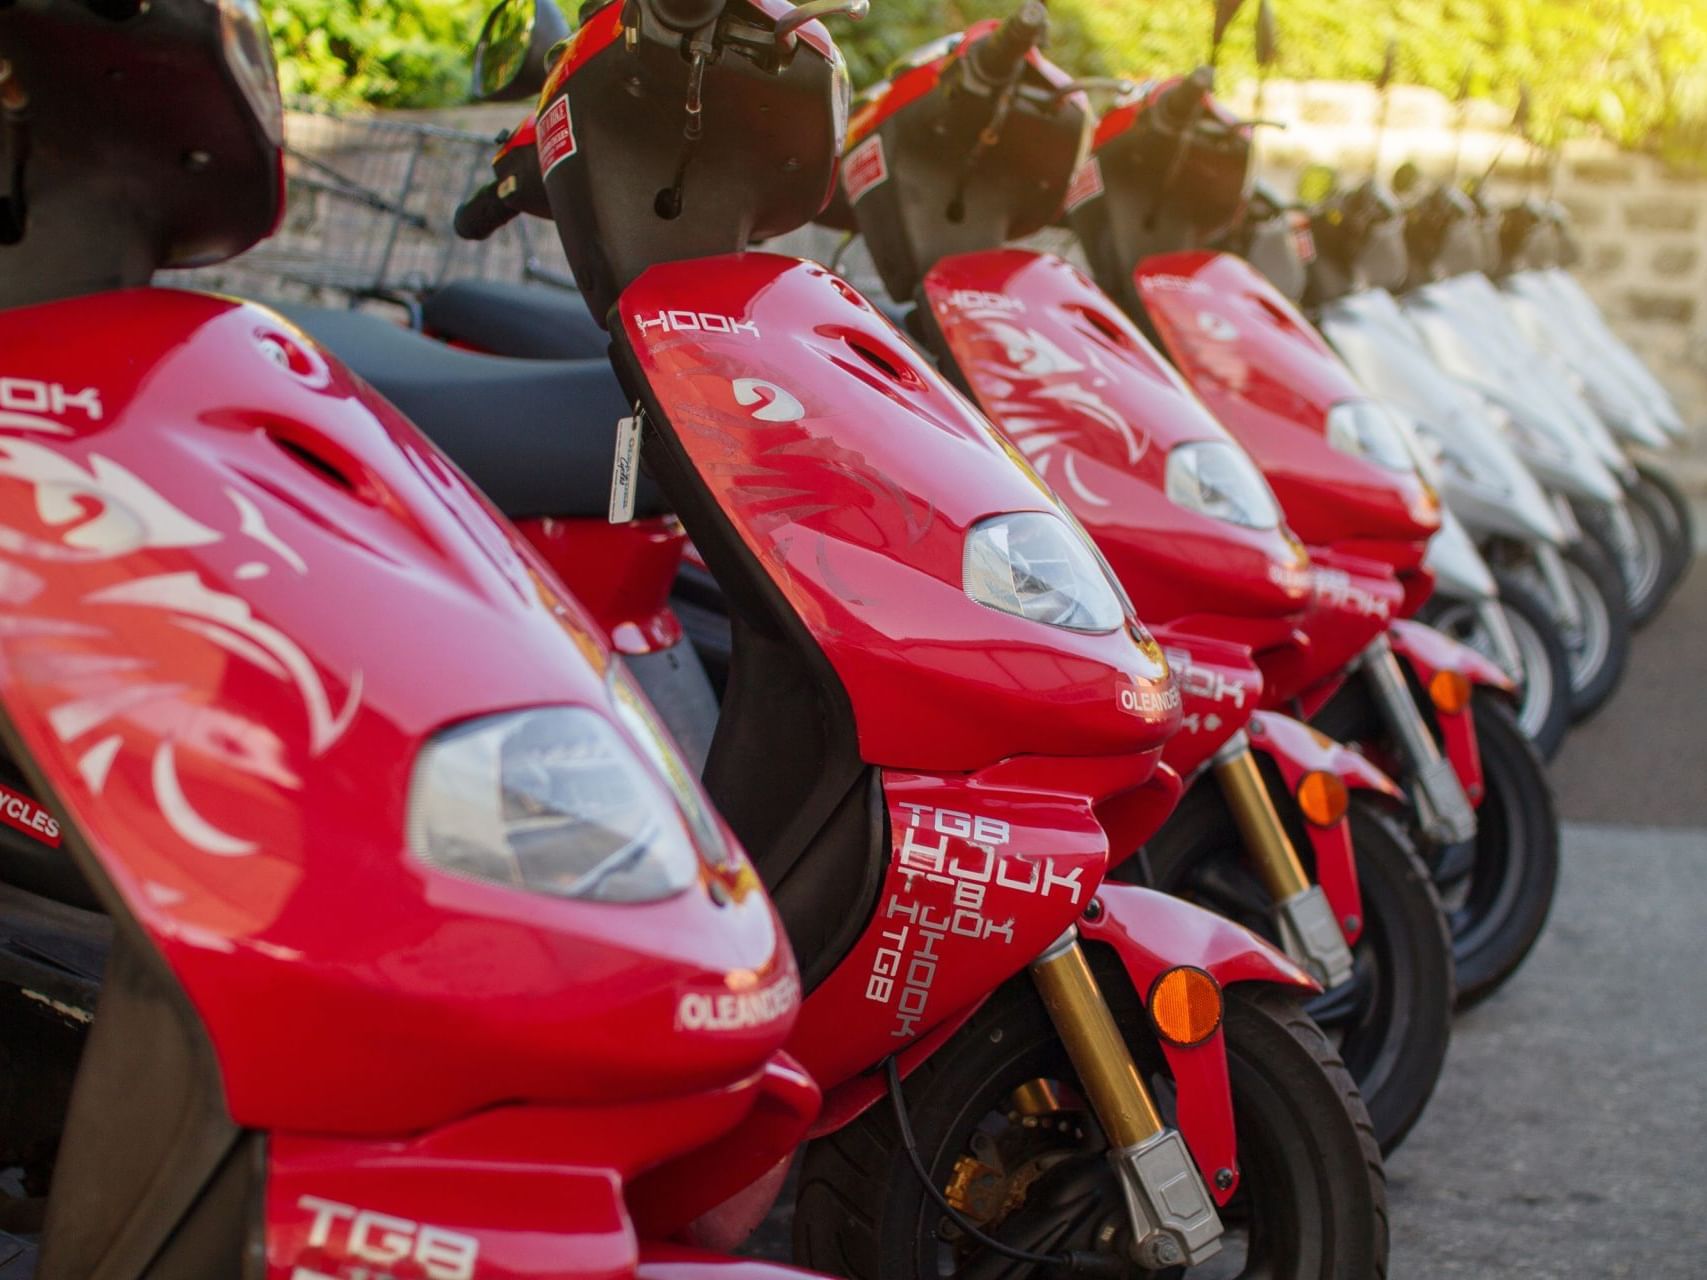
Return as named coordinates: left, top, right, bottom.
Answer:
left=1296, top=769, right=1350, bottom=827
left=1429, top=669, right=1472, bottom=716
left=1149, top=967, right=1223, bottom=1048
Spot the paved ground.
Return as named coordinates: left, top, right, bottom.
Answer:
left=1389, top=527, right=1707, bottom=1276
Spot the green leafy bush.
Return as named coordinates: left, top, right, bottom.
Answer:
left=265, top=0, right=488, bottom=108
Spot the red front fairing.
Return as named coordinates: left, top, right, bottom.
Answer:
left=267, top=1058, right=823, bottom=1278
left=616, top=252, right=1178, bottom=773
left=0, top=290, right=815, bottom=1268
left=921, top=249, right=1312, bottom=626
left=1151, top=625, right=1264, bottom=780
left=1259, top=552, right=1407, bottom=713
left=1135, top=251, right=1440, bottom=558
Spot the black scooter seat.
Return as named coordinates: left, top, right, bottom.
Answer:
left=421, top=279, right=609, bottom=362
left=271, top=305, right=663, bottom=521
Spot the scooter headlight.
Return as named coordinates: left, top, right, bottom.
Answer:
left=964, top=510, right=1125, bottom=633
left=1164, top=440, right=1281, bottom=529
left=1325, top=400, right=1415, bottom=473
left=407, top=705, right=709, bottom=904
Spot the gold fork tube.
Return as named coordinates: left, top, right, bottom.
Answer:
left=1029, top=932, right=1164, bottom=1148
left=1212, top=740, right=1312, bottom=902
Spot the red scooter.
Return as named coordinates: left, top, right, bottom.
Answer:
left=824, top=5, right=1453, bottom=1154
left=1065, top=69, right=1559, bottom=1006
left=0, top=2, right=830, bottom=1276
left=287, top=0, right=1390, bottom=1274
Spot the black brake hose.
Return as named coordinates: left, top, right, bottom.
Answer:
left=883, top=1056, right=1130, bottom=1278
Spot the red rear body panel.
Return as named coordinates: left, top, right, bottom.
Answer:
left=1151, top=625, right=1263, bottom=780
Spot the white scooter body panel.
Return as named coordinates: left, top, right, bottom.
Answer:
left=1320, top=288, right=1566, bottom=545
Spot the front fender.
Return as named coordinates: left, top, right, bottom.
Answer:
left=1080, top=883, right=1316, bottom=1205
left=1388, top=618, right=1514, bottom=693
left=1248, top=710, right=1402, bottom=945
left=1389, top=619, right=1509, bottom=805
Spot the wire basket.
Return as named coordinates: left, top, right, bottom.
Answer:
left=164, top=102, right=1085, bottom=316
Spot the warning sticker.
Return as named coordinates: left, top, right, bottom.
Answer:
left=1063, top=158, right=1104, bottom=214
left=537, top=96, right=577, bottom=178
left=0, top=781, right=59, bottom=847
left=842, top=134, right=889, bottom=204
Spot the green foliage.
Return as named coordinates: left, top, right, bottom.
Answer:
left=836, top=0, right=1707, bottom=165
left=265, top=0, right=1707, bottom=163
left=264, top=0, right=487, bottom=109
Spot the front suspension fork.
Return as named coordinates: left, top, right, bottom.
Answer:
left=1474, top=598, right=1526, bottom=688
left=1211, top=735, right=1355, bottom=988
left=1029, top=932, right=1223, bottom=1269
left=1534, top=540, right=1584, bottom=634
left=1358, top=633, right=1478, bottom=846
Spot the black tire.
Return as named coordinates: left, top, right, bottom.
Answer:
left=1617, top=476, right=1681, bottom=627
left=1573, top=491, right=1668, bottom=627
left=1123, top=784, right=1452, bottom=1154
left=1418, top=572, right=1572, bottom=761
left=1438, top=692, right=1560, bottom=1007
left=1557, top=536, right=1630, bottom=722
left=1631, top=461, right=1695, bottom=608
left=795, top=973, right=1388, bottom=1280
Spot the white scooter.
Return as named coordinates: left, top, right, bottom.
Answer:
left=1491, top=198, right=1695, bottom=620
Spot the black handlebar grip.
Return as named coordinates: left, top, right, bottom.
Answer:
left=453, top=180, right=520, bottom=242
left=967, top=0, right=1049, bottom=86
left=647, top=0, right=724, bottom=32
left=1157, top=65, right=1215, bottom=127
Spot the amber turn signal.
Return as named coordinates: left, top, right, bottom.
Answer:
left=1296, top=769, right=1350, bottom=827
left=1149, top=966, right=1223, bottom=1048
left=1428, top=668, right=1472, bottom=716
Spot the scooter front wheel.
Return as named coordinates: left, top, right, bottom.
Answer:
left=1570, top=494, right=1666, bottom=628
left=1630, top=460, right=1695, bottom=612
left=1555, top=537, right=1631, bottom=722
left=1128, top=785, right=1452, bottom=1155
left=794, top=972, right=1388, bottom=1280
left=1438, top=692, right=1561, bottom=1007
left=1418, top=572, right=1571, bottom=761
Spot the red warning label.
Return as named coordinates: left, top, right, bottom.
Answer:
left=842, top=134, right=889, bottom=204
left=1063, top=158, right=1104, bottom=213
left=0, top=781, right=60, bottom=847
left=537, top=96, right=577, bottom=178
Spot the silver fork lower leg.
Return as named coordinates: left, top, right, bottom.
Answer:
left=1358, top=634, right=1478, bottom=846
